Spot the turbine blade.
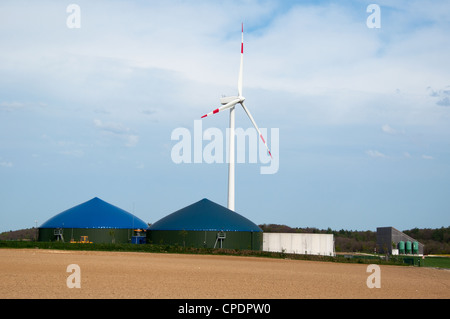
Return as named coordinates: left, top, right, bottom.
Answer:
left=238, top=23, right=244, bottom=97
left=201, top=98, right=240, bottom=119
left=241, top=102, right=272, bottom=158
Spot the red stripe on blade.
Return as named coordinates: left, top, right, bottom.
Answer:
left=260, top=134, right=266, bottom=144
left=241, top=43, right=243, bottom=54
left=201, top=114, right=207, bottom=118
left=213, top=108, right=219, bottom=114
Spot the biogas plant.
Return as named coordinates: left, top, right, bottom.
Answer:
left=38, top=196, right=336, bottom=256
left=38, top=196, right=424, bottom=258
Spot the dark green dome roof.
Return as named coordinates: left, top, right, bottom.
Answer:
left=149, top=198, right=262, bottom=232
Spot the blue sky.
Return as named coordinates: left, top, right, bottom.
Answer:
left=1, top=0, right=449, bottom=233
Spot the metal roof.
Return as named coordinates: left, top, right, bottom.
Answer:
left=149, top=198, right=262, bottom=232
left=39, top=197, right=148, bottom=229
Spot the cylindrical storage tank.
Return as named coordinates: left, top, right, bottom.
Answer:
left=38, top=197, right=148, bottom=244
left=147, top=198, right=263, bottom=250
left=405, top=241, right=412, bottom=254
left=398, top=241, right=405, bottom=254
left=413, top=241, right=419, bottom=254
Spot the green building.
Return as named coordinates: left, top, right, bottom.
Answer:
left=147, top=198, right=262, bottom=250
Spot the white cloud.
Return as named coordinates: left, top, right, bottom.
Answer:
left=422, top=154, right=434, bottom=160
left=0, top=161, right=13, bottom=168
left=382, top=124, right=397, bottom=135
left=125, top=134, right=139, bottom=148
left=366, top=150, right=388, bottom=158
left=94, top=119, right=130, bottom=135
left=427, top=86, right=450, bottom=107
left=136, top=163, right=145, bottom=169
left=94, top=119, right=139, bottom=147
left=0, top=101, right=24, bottom=112
left=0, top=156, right=13, bottom=167
left=59, top=150, right=84, bottom=158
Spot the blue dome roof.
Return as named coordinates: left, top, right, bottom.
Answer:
left=149, top=198, right=262, bottom=232
left=40, top=197, right=148, bottom=229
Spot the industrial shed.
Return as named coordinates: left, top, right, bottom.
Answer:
left=263, top=233, right=335, bottom=256
left=38, top=197, right=148, bottom=244
left=376, top=227, right=424, bottom=255
left=147, top=198, right=262, bottom=250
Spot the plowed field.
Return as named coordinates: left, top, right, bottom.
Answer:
left=1, top=249, right=449, bottom=299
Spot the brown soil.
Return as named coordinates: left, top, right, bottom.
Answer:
left=1, top=248, right=449, bottom=299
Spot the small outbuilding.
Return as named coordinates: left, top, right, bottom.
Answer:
left=147, top=198, right=262, bottom=250
left=376, top=226, right=424, bottom=255
left=38, top=197, right=148, bottom=244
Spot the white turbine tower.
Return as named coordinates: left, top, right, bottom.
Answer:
left=201, top=23, right=272, bottom=211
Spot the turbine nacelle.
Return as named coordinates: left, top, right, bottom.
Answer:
left=220, top=96, right=245, bottom=105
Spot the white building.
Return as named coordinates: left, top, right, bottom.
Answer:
left=263, top=233, right=335, bottom=256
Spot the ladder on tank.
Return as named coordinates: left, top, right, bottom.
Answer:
left=54, top=228, right=64, bottom=242
left=214, top=231, right=226, bottom=248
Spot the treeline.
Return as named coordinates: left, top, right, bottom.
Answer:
left=259, top=224, right=450, bottom=254
left=0, top=228, right=38, bottom=241
left=404, top=227, right=450, bottom=255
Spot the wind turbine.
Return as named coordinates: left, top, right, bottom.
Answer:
left=201, top=23, right=272, bottom=211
